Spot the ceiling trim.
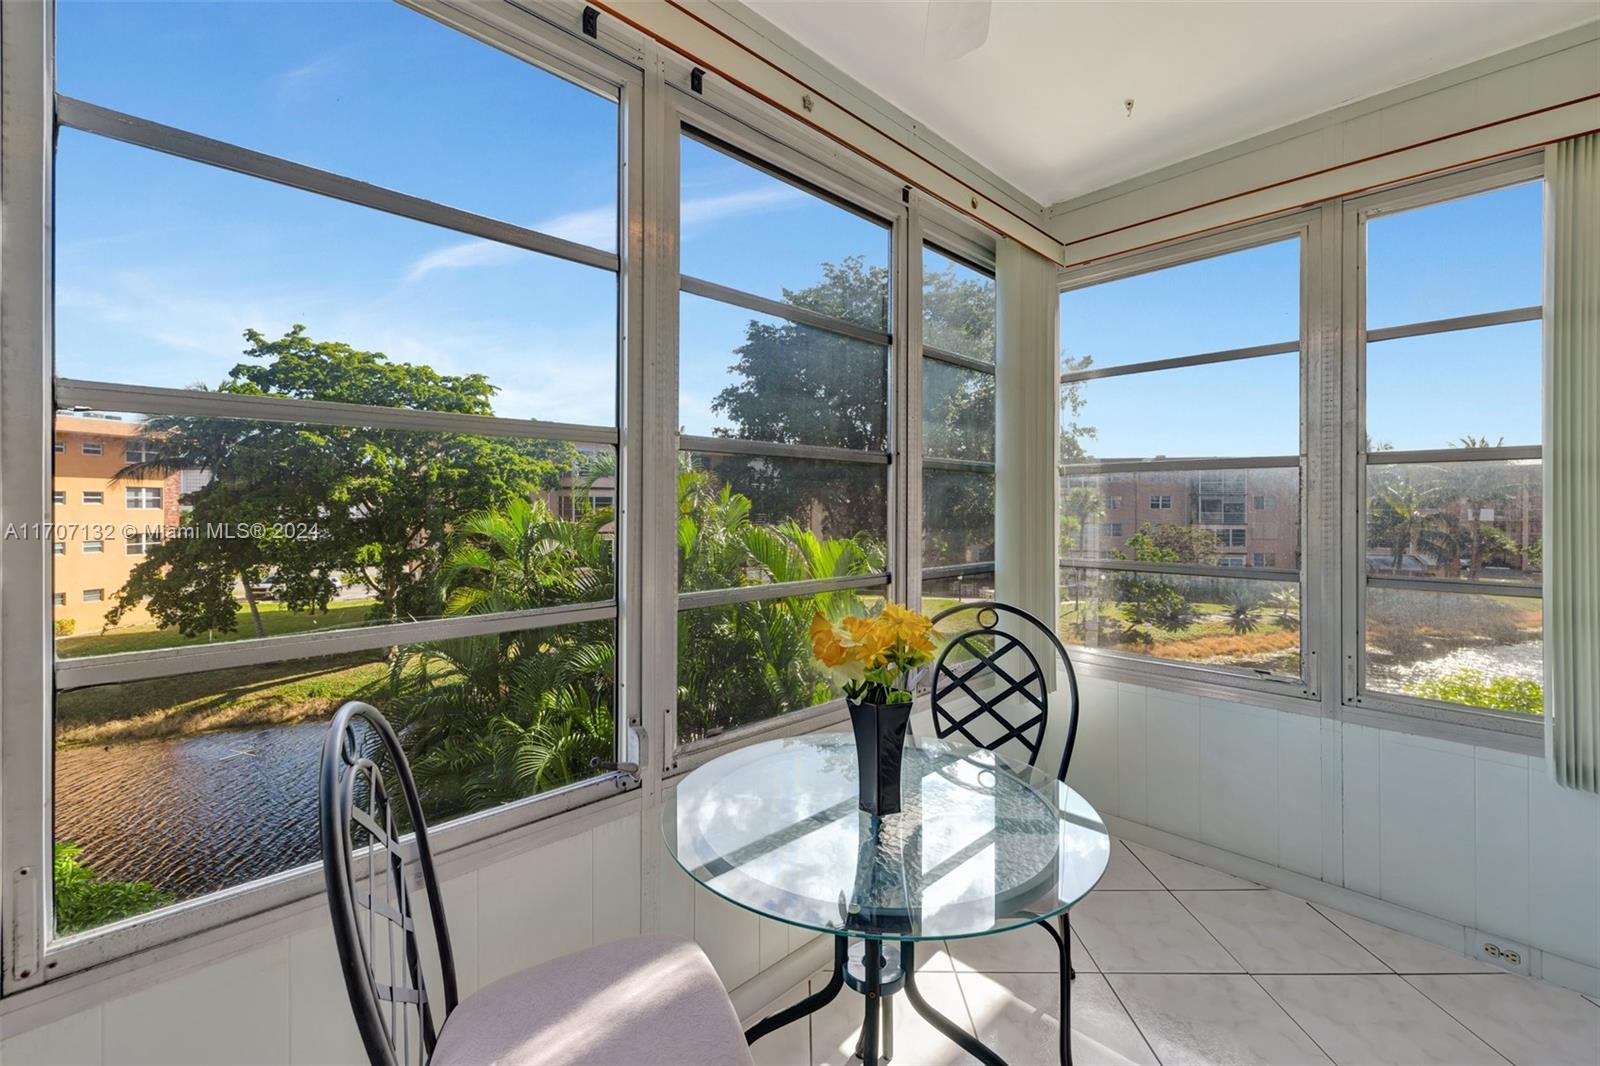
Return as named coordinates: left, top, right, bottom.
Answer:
left=587, top=0, right=1070, bottom=263
left=1059, top=91, right=1599, bottom=266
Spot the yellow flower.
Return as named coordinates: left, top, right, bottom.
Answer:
left=810, top=612, right=849, bottom=667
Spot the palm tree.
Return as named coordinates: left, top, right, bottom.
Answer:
left=1368, top=478, right=1450, bottom=575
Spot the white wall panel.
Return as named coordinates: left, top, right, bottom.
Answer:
left=1375, top=732, right=1476, bottom=926
left=0, top=1004, right=102, bottom=1066
left=1067, top=675, right=1120, bottom=817
left=1277, top=712, right=1323, bottom=878
left=1144, top=689, right=1201, bottom=840
left=1473, top=748, right=1533, bottom=944
left=288, top=924, right=365, bottom=1066
left=1341, top=722, right=1383, bottom=897
left=101, top=942, right=290, bottom=1066
left=592, top=812, right=643, bottom=944
left=1198, top=699, right=1279, bottom=864
left=475, top=831, right=594, bottom=986
left=694, top=887, right=762, bottom=988
left=1529, top=763, right=1600, bottom=968
left=1115, top=683, right=1150, bottom=825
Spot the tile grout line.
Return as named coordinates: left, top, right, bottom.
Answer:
left=1096, top=971, right=1166, bottom=1066
left=1395, top=973, right=1517, bottom=1066
left=1294, top=897, right=1390, bottom=971
left=1243, top=972, right=1339, bottom=1066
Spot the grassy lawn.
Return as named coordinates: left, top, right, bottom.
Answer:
left=56, top=651, right=391, bottom=747
left=1059, top=596, right=1302, bottom=669
left=56, top=599, right=382, bottom=659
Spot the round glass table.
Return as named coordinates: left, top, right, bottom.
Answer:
left=664, top=733, right=1110, bottom=1066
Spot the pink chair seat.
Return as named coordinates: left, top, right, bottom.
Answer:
left=431, top=934, right=754, bottom=1066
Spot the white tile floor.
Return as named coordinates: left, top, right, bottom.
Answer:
left=746, top=840, right=1600, bottom=1066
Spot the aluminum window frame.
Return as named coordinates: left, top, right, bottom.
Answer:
left=1340, top=155, right=1546, bottom=737
left=1057, top=212, right=1320, bottom=699
left=917, top=232, right=999, bottom=605
left=2, top=0, right=648, bottom=992
left=667, top=92, right=908, bottom=764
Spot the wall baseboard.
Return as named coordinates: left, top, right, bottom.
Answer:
left=1105, top=814, right=1600, bottom=998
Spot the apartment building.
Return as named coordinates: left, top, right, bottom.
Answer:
left=52, top=414, right=179, bottom=632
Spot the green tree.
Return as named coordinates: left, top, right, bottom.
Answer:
left=108, top=326, right=575, bottom=637
left=387, top=497, right=615, bottom=817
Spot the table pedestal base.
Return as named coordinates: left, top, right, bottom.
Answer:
left=744, top=932, right=1076, bottom=1066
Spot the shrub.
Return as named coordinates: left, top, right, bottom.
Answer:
left=53, top=842, right=171, bottom=934
left=53, top=618, right=76, bottom=637
left=1408, top=670, right=1543, bottom=715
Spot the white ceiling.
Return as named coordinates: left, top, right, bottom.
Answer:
left=744, top=1, right=1599, bottom=206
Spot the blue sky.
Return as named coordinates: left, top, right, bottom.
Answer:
left=54, top=2, right=1543, bottom=454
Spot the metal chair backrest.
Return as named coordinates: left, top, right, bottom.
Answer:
left=926, top=601, right=1081, bottom=784
left=320, top=702, right=459, bottom=1066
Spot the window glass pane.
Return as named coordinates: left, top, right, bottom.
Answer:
left=677, top=590, right=880, bottom=743
left=1364, top=321, right=1539, bottom=450
left=923, top=469, right=994, bottom=571
left=1366, top=182, right=1542, bottom=329
left=1058, top=569, right=1301, bottom=676
left=1365, top=587, right=1541, bottom=715
left=1063, top=353, right=1299, bottom=461
left=55, top=131, right=617, bottom=426
left=1061, top=468, right=1299, bottom=567
left=56, top=0, right=618, bottom=245
left=679, top=135, right=889, bottom=331
left=922, top=247, right=994, bottom=363
left=53, top=620, right=613, bottom=934
left=922, top=361, right=994, bottom=461
left=921, top=572, right=995, bottom=611
left=51, top=409, right=612, bottom=655
left=679, top=292, right=887, bottom=449
left=678, top=455, right=886, bottom=593
left=1061, top=239, right=1298, bottom=372
left=1366, top=460, right=1541, bottom=584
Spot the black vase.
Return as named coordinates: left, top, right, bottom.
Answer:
left=847, top=698, right=912, bottom=816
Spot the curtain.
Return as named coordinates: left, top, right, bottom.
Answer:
left=1546, top=132, right=1600, bottom=794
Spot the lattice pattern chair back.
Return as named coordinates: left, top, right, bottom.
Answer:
left=926, top=601, right=1081, bottom=783
left=320, top=702, right=459, bottom=1066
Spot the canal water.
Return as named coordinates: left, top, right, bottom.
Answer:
left=55, top=719, right=329, bottom=900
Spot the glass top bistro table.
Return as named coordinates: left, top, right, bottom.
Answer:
left=664, top=733, right=1110, bottom=1066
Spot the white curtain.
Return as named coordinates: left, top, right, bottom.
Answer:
left=1545, top=132, right=1600, bottom=794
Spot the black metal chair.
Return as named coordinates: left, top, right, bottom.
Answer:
left=925, top=601, right=1082, bottom=1066
left=319, top=701, right=753, bottom=1066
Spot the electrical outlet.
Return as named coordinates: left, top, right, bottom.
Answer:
left=1473, top=934, right=1531, bottom=974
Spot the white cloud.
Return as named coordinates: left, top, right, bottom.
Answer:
left=679, top=185, right=806, bottom=230
left=403, top=239, right=522, bottom=283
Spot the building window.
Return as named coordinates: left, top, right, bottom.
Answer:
left=125, top=531, right=163, bottom=557
left=1105, top=494, right=1123, bottom=510
left=1254, top=494, right=1276, bottom=511
left=52, top=542, right=66, bottom=557
left=53, top=440, right=64, bottom=454
left=80, top=441, right=102, bottom=456
left=52, top=491, right=65, bottom=505
left=81, top=491, right=103, bottom=506
left=1059, top=235, right=1303, bottom=679
left=81, top=540, right=103, bottom=554
left=675, top=129, right=892, bottom=744
left=921, top=243, right=996, bottom=613
left=41, top=0, right=626, bottom=945
left=53, top=593, right=66, bottom=607
left=1253, top=552, right=1266, bottom=567
left=1356, top=175, right=1544, bottom=719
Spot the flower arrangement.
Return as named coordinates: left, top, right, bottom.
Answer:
left=810, top=603, right=941, bottom=706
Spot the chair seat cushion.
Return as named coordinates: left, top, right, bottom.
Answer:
left=431, top=934, right=754, bottom=1066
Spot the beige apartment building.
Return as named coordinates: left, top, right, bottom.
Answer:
left=52, top=414, right=179, bottom=633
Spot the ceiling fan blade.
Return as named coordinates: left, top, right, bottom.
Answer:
left=923, top=0, right=991, bottom=61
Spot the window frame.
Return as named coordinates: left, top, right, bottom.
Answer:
left=1, top=0, right=646, bottom=991
left=1340, top=156, right=1546, bottom=738
left=1056, top=212, right=1320, bottom=702
left=664, top=93, right=906, bottom=765
left=917, top=235, right=999, bottom=604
